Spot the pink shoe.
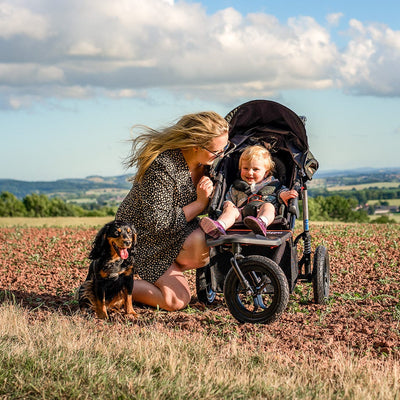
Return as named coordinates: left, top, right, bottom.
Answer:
left=200, top=217, right=226, bottom=239
left=243, top=216, right=268, bottom=236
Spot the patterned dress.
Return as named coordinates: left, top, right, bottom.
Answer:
left=116, top=149, right=199, bottom=283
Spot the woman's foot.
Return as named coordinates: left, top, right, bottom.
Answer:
left=199, top=217, right=226, bottom=239
left=243, top=216, right=268, bottom=236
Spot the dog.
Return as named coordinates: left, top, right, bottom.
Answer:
left=78, top=220, right=137, bottom=319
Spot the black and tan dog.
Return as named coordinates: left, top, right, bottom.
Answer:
left=78, top=220, right=137, bottom=319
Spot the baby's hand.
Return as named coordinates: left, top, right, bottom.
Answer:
left=280, top=189, right=298, bottom=205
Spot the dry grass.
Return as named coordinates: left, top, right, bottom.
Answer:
left=0, top=216, right=111, bottom=228
left=1, top=300, right=399, bottom=400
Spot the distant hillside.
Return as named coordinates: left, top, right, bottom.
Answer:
left=313, top=167, right=400, bottom=187
left=1, top=167, right=400, bottom=200
left=0, top=175, right=132, bottom=199
left=315, top=167, right=400, bottom=179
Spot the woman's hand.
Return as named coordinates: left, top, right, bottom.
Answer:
left=196, top=176, right=214, bottom=206
left=280, top=189, right=298, bottom=205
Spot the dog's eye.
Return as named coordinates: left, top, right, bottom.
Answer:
left=117, top=228, right=122, bottom=233
left=127, top=228, right=131, bottom=233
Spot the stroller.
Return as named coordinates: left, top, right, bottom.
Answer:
left=196, top=99, right=330, bottom=324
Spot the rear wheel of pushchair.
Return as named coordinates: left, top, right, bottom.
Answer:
left=312, top=245, right=330, bottom=304
left=223, top=255, right=290, bottom=324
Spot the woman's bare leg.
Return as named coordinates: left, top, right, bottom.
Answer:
left=132, top=228, right=209, bottom=311
left=131, top=264, right=190, bottom=311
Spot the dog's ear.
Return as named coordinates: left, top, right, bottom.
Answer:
left=89, top=222, right=112, bottom=259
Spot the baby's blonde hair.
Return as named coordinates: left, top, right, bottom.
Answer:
left=124, top=111, right=229, bottom=183
left=239, top=145, right=275, bottom=173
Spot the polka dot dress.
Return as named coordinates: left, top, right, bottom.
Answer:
left=116, top=149, right=199, bottom=283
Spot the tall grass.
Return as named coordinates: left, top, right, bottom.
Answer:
left=1, top=300, right=399, bottom=400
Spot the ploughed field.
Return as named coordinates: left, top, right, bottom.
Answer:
left=1, top=223, right=399, bottom=358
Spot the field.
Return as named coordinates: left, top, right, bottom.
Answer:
left=327, top=182, right=400, bottom=191
left=370, top=213, right=400, bottom=223
left=1, top=219, right=399, bottom=399
left=367, top=199, right=400, bottom=207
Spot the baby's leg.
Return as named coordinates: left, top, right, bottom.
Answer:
left=218, top=201, right=240, bottom=230
left=257, top=202, right=275, bottom=226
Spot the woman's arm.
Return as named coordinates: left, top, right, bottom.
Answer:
left=183, top=176, right=213, bottom=221
left=139, top=161, right=212, bottom=235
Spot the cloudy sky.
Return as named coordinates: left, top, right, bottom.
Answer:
left=1, top=0, right=399, bottom=181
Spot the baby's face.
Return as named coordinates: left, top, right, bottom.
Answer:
left=240, top=158, right=269, bottom=185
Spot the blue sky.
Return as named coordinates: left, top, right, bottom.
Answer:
left=1, top=0, right=399, bottom=181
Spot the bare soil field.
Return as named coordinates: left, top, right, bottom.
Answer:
left=0, top=223, right=399, bottom=359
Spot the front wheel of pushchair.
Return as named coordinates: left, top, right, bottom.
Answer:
left=312, top=245, right=330, bottom=304
left=196, top=266, right=216, bottom=304
left=223, top=255, right=289, bottom=324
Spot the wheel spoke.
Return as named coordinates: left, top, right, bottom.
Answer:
left=253, top=294, right=267, bottom=310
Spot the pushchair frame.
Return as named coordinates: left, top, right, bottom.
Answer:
left=196, top=100, right=330, bottom=324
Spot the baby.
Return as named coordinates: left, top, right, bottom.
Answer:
left=200, top=145, right=298, bottom=237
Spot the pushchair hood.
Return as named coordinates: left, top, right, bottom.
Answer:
left=208, top=100, right=319, bottom=216
left=224, top=100, right=318, bottom=181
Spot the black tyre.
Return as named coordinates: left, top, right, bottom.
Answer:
left=223, top=255, right=290, bottom=324
left=312, top=245, right=330, bottom=304
left=196, top=266, right=216, bottom=304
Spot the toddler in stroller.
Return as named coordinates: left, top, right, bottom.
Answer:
left=200, top=144, right=298, bottom=238
left=196, top=100, right=330, bottom=324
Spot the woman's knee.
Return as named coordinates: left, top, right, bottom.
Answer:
left=177, top=228, right=209, bottom=269
left=163, top=290, right=191, bottom=311
left=155, top=264, right=191, bottom=311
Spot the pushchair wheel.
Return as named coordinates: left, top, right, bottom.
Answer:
left=223, top=255, right=290, bottom=324
left=196, top=266, right=216, bottom=304
left=312, top=245, right=330, bottom=304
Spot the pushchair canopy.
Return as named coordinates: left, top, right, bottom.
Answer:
left=224, top=99, right=319, bottom=181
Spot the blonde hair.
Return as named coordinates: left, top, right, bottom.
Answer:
left=124, top=111, right=229, bottom=183
left=239, top=145, right=275, bottom=173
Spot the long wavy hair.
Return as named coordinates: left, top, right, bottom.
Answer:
left=124, top=111, right=229, bottom=183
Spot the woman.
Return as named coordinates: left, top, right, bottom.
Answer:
left=116, top=111, right=229, bottom=311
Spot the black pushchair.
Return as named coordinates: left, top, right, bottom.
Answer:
left=196, top=100, right=330, bottom=324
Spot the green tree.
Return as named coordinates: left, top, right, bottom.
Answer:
left=0, top=191, right=26, bottom=216
left=23, top=193, right=51, bottom=217
left=48, top=197, right=79, bottom=216
left=309, top=195, right=369, bottom=223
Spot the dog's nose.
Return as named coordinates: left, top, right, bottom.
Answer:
left=123, top=239, right=132, bottom=246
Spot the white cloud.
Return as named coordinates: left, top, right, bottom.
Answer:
left=339, top=20, right=400, bottom=96
left=0, top=0, right=400, bottom=109
left=0, top=63, right=64, bottom=84
left=0, top=2, right=49, bottom=39
left=326, top=13, right=343, bottom=27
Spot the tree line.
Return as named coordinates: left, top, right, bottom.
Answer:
left=0, top=192, right=116, bottom=217
left=0, top=191, right=397, bottom=223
